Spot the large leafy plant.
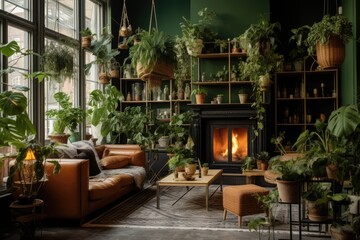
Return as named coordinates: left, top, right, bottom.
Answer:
left=46, top=92, right=86, bottom=134
left=306, top=14, right=353, bottom=55
left=128, top=30, right=177, bottom=72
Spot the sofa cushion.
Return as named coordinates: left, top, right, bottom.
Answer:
left=95, top=145, right=106, bottom=159
left=101, top=155, right=131, bottom=169
left=76, top=149, right=102, bottom=176
left=88, top=174, right=134, bottom=200
left=71, top=140, right=100, bottom=163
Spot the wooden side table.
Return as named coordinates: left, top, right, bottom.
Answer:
left=9, top=199, right=44, bottom=240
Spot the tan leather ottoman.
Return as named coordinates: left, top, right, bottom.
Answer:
left=223, top=184, right=269, bottom=227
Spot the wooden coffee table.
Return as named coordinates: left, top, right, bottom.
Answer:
left=156, top=169, right=223, bottom=211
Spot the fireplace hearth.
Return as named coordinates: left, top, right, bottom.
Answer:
left=189, top=104, right=268, bottom=173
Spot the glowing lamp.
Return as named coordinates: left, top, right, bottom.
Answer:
left=25, top=149, right=35, bottom=161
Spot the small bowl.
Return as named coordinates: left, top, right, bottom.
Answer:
left=182, top=172, right=195, bottom=181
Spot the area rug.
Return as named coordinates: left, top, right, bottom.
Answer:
left=82, top=184, right=307, bottom=234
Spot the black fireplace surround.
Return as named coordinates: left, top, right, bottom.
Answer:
left=189, top=104, right=268, bottom=173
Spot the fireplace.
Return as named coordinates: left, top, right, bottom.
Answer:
left=189, top=104, right=268, bottom=173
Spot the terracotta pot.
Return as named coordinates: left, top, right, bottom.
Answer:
left=326, top=163, right=339, bottom=181
left=316, top=34, right=345, bottom=69
left=48, top=134, right=69, bottom=144
left=276, top=179, right=299, bottom=203
left=195, top=94, right=205, bottom=104
left=81, top=36, right=92, bottom=48
left=307, top=200, right=329, bottom=221
left=111, top=70, right=120, bottom=78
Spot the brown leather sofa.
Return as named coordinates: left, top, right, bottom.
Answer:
left=39, top=144, right=146, bottom=224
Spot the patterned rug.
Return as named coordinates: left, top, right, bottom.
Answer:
left=83, top=185, right=293, bottom=230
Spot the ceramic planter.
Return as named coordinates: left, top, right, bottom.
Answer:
left=158, top=136, right=170, bottom=148
left=238, top=93, right=248, bottom=104
left=186, top=39, right=203, bottom=56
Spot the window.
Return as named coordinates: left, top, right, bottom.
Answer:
left=1, top=0, right=31, bottom=20
left=45, top=0, right=76, bottom=38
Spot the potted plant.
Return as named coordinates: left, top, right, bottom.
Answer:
left=215, top=39, right=228, bottom=53
left=302, top=182, right=331, bottom=221
left=6, top=134, right=61, bottom=204
left=255, top=151, right=270, bottom=170
left=128, top=30, right=177, bottom=90
left=191, top=87, right=207, bottom=104
left=215, top=65, right=228, bottom=81
left=155, top=122, right=171, bottom=148
left=168, top=111, right=192, bottom=147
left=238, top=88, right=249, bottom=104
left=80, top=27, right=94, bottom=48
left=216, top=94, right=224, bottom=104
left=201, top=163, right=209, bottom=176
left=42, top=42, right=74, bottom=83
left=270, top=155, right=311, bottom=203
left=167, top=153, right=192, bottom=179
left=179, top=8, right=216, bottom=56
left=288, top=25, right=310, bottom=71
left=305, top=14, right=353, bottom=69
left=46, top=91, right=87, bottom=143
left=88, top=85, right=124, bottom=141
left=85, top=27, right=120, bottom=84
left=110, top=58, right=120, bottom=78
left=240, top=17, right=283, bottom=136
left=242, top=156, right=255, bottom=171
left=174, top=36, right=192, bottom=81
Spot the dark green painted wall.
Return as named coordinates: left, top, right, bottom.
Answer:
left=111, top=0, right=358, bottom=105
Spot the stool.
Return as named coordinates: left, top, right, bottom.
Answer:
left=223, top=184, right=269, bottom=227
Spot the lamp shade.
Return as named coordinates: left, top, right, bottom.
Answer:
left=25, top=148, right=35, bottom=161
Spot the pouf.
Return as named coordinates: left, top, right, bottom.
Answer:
left=223, top=184, right=269, bottom=227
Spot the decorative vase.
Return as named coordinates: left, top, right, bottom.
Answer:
left=185, top=164, right=197, bottom=175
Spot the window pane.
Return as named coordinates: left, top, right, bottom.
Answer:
left=45, top=0, right=76, bottom=38
left=7, top=26, right=31, bottom=103
left=85, top=0, right=102, bottom=139
left=2, top=0, right=31, bottom=20
left=44, top=39, right=78, bottom=139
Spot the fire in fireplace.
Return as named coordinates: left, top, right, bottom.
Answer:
left=213, top=127, right=248, bottom=163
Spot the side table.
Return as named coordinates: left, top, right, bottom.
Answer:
left=9, top=199, right=44, bottom=240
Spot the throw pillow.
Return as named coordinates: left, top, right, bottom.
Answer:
left=71, top=140, right=100, bottom=163
left=95, top=145, right=105, bottom=159
left=55, top=144, right=78, bottom=158
left=76, top=149, right=102, bottom=176
left=101, top=155, right=131, bottom=169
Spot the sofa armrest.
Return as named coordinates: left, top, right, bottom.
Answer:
left=101, top=144, right=146, bottom=168
left=39, top=159, right=89, bottom=221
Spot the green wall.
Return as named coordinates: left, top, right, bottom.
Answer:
left=112, top=0, right=358, bottom=105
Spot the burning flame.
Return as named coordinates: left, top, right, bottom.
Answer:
left=214, top=128, right=248, bottom=162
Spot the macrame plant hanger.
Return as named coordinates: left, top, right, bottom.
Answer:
left=148, top=0, right=158, bottom=33
left=118, top=0, right=132, bottom=50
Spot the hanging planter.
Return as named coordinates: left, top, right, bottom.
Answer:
left=128, top=1, right=176, bottom=90
left=316, top=34, right=345, bottom=69
left=119, top=0, right=132, bottom=38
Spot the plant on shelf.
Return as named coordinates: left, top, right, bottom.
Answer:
left=215, top=65, right=228, bottom=81
left=85, top=27, right=119, bottom=84
left=179, top=7, right=216, bottom=56
left=80, top=27, right=94, bottom=48
left=42, top=42, right=74, bottom=83
left=239, top=16, right=283, bottom=137
left=191, top=87, right=207, bottom=104
left=288, top=25, right=310, bottom=71
left=255, top=151, right=270, bottom=170
left=238, top=87, right=249, bottom=104
left=6, top=134, right=61, bottom=204
left=110, top=58, right=120, bottom=78
left=302, top=182, right=332, bottom=221
left=242, top=156, right=255, bottom=171
left=155, top=121, right=171, bottom=148
left=215, top=39, right=228, bottom=53
left=174, top=36, right=192, bottom=80
left=46, top=91, right=86, bottom=143
left=127, top=30, right=176, bottom=90
left=305, top=14, right=353, bottom=69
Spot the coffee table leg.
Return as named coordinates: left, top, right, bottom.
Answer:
left=206, top=186, right=209, bottom=211
left=156, top=184, right=160, bottom=209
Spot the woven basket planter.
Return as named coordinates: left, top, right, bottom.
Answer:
left=136, top=60, right=174, bottom=89
left=316, top=34, right=345, bottom=69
